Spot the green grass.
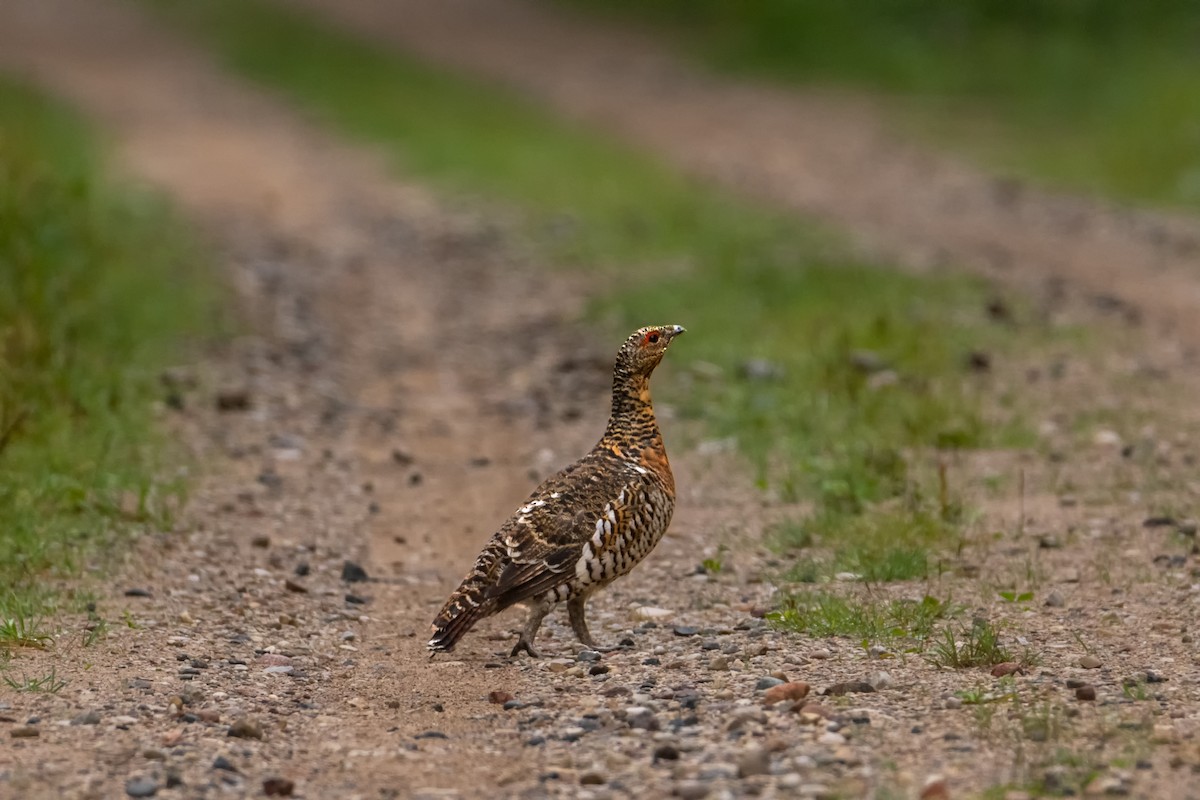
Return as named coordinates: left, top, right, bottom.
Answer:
left=2, top=665, right=67, bottom=694
left=146, top=0, right=1041, bottom=578
left=0, top=77, right=217, bottom=633
left=768, top=591, right=952, bottom=645
left=928, top=618, right=1014, bottom=668
left=558, top=0, right=1200, bottom=211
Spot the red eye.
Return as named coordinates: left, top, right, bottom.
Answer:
left=645, top=331, right=660, bottom=345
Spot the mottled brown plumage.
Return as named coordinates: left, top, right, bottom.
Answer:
left=428, top=324, right=686, bottom=657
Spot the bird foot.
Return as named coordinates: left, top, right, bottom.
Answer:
left=509, top=639, right=541, bottom=659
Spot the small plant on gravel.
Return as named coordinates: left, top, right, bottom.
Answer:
left=1121, top=678, right=1151, bottom=701
left=700, top=544, right=728, bottom=574
left=2, top=665, right=67, bottom=694
left=769, top=591, right=952, bottom=645
left=0, top=613, right=51, bottom=650
left=928, top=618, right=1012, bottom=668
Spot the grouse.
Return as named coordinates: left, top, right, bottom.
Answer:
left=428, top=324, right=686, bottom=657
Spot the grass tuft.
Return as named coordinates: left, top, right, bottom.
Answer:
left=1, top=665, right=67, bottom=694
left=0, top=77, right=218, bottom=631
left=927, top=618, right=1014, bottom=668
left=768, top=591, right=952, bottom=645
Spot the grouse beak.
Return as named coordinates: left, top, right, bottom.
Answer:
left=667, top=324, right=686, bottom=340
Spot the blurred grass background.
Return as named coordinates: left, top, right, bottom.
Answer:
left=0, top=78, right=218, bottom=630
left=558, top=0, right=1200, bottom=210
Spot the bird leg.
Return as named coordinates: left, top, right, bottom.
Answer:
left=510, top=598, right=552, bottom=658
left=568, top=595, right=621, bottom=653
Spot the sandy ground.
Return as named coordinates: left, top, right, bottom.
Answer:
left=0, top=1, right=1198, bottom=798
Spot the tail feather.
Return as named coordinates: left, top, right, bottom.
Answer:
left=427, top=540, right=505, bottom=653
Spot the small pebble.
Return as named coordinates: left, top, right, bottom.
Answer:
left=1075, top=685, right=1097, bottom=701
left=125, top=776, right=158, bottom=798
left=1079, top=655, right=1102, bottom=669
left=823, top=681, right=875, bottom=696
left=263, top=778, right=295, bottom=797
left=227, top=718, right=263, bottom=740
left=736, top=746, right=770, bottom=778
left=213, top=756, right=238, bottom=773
left=653, top=744, right=681, bottom=761
left=341, top=561, right=369, bottom=583
left=763, top=681, right=810, bottom=706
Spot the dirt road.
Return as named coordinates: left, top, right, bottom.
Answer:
left=302, top=0, right=1200, bottom=345
left=1, top=1, right=1199, bottom=798
left=0, top=1, right=766, bottom=797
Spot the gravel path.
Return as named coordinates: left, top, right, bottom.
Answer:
left=1, top=1, right=1199, bottom=798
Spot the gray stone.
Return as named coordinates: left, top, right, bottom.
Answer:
left=125, top=776, right=159, bottom=798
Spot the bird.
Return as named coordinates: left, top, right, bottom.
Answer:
left=428, top=324, right=686, bottom=657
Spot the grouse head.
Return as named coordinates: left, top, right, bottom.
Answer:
left=615, top=324, right=686, bottom=380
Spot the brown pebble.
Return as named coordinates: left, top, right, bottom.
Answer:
left=251, top=535, right=271, bottom=548
left=1079, top=655, right=1102, bottom=669
left=1075, top=685, right=1097, bottom=701
left=284, top=579, right=308, bottom=594
left=263, top=777, right=295, bottom=797
left=488, top=691, right=514, bottom=705
left=215, top=387, right=251, bottom=411
left=197, top=709, right=220, bottom=723
left=10, top=726, right=39, bottom=739
left=991, top=662, right=1024, bottom=677
left=763, top=681, right=810, bottom=706
left=823, top=681, right=876, bottom=696
left=227, top=717, right=263, bottom=740
left=920, top=778, right=950, bottom=800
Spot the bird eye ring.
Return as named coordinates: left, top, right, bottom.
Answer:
left=645, top=331, right=660, bottom=345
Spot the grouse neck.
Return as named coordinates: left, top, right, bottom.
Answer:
left=603, top=372, right=662, bottom=451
